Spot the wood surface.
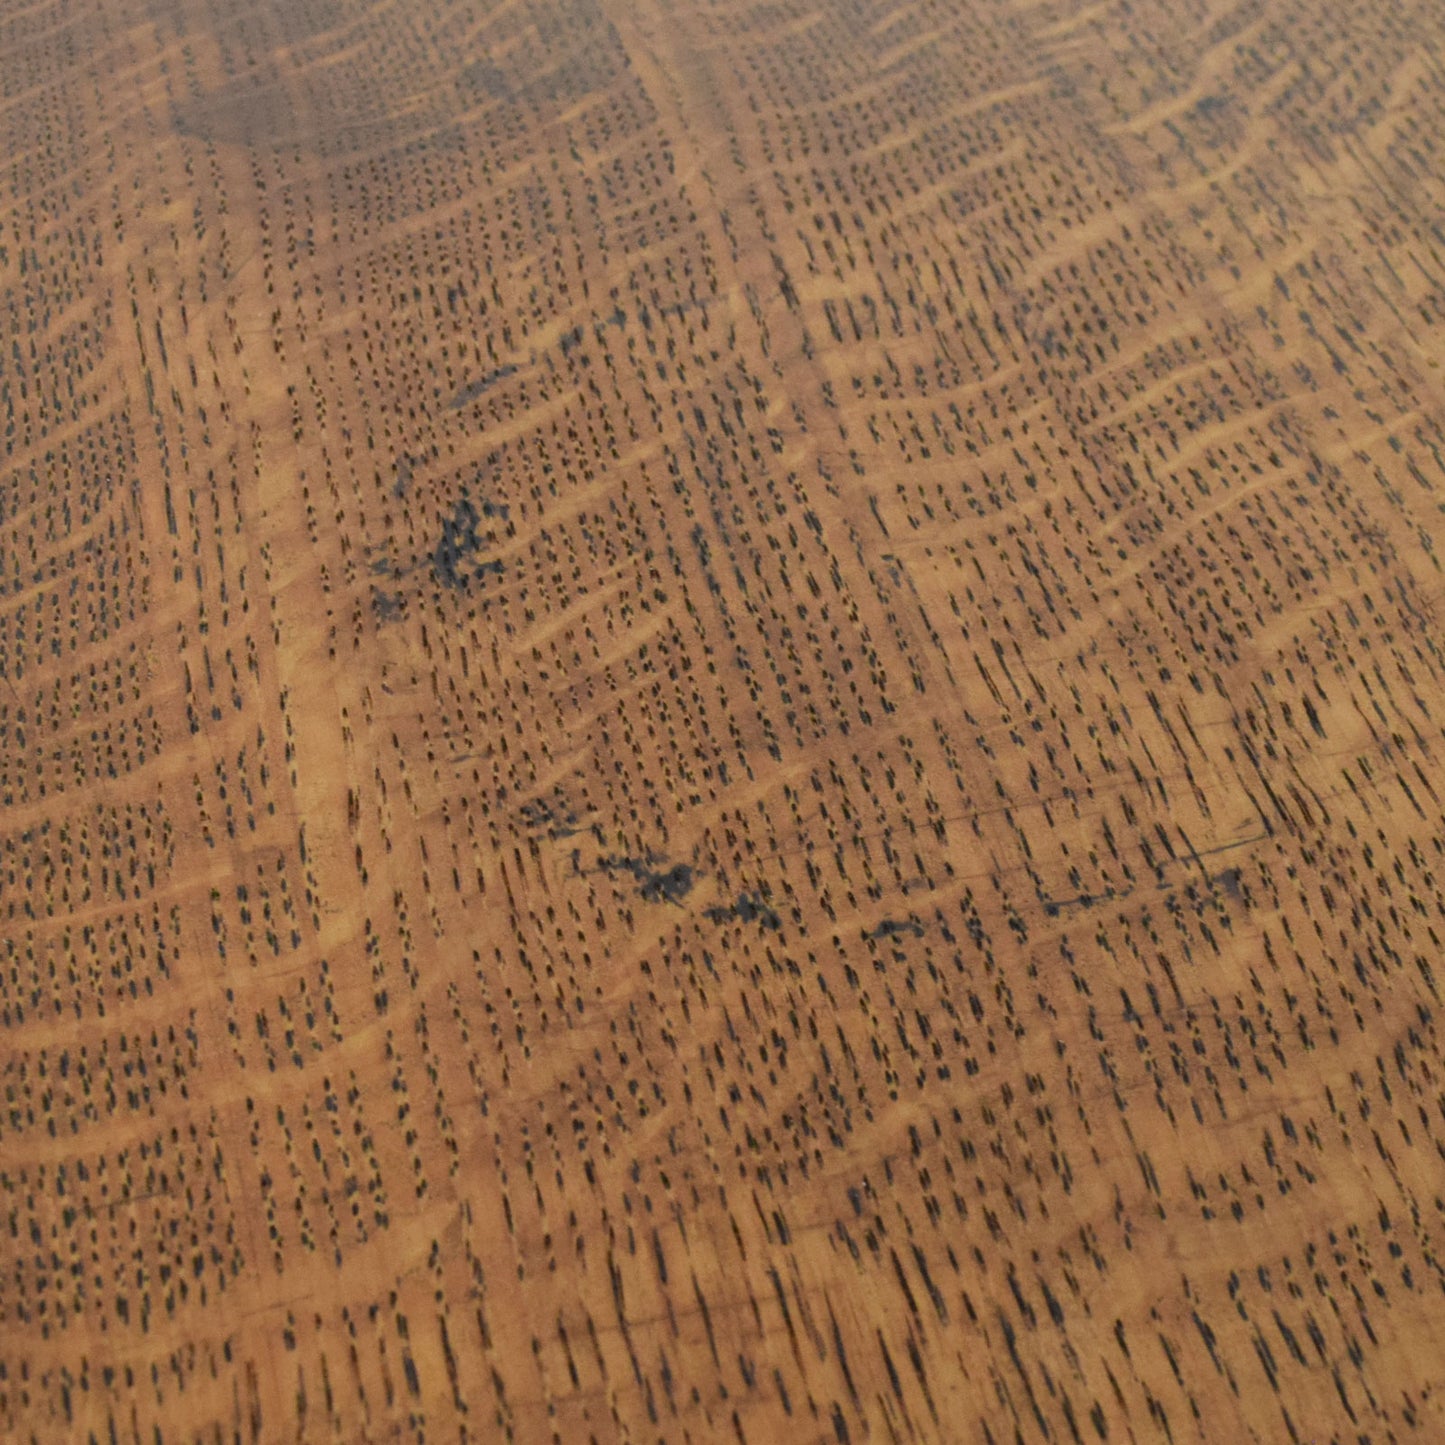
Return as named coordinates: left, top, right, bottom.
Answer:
left=2, top=0, right=1445, bottom=1439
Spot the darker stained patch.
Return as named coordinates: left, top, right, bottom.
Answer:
left=172, top=42, right=464, bottom=159
left=517, top=793, right=587, bottom=839
left=433, top=498, right=503, bottom=589
left=456, top=0, right=637, bottom=123
left=640, top=864, right=694, bottom=904
left=1191, top=92, right=1232, bottom=117
left=866, top=916, right=925, bottom=941
left=393, top=455, right=414, bottom=498
left=704, top=892, right=781, bottom=930
left=598, top=854, right=695, bottom=904
left=457, top=57, right=514, bottom=102
left=450, top=364, right=519, bottom=409
left=370, top=587, right=402, bottom=621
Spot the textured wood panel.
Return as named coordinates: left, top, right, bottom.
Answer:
left=2, top=0, right=1445, bottom=1439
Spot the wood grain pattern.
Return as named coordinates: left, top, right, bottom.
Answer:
left=3, top=0, right=1445, bottom=1439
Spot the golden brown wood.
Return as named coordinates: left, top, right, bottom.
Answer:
left=3, top=0, right=1445, bottom=1439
